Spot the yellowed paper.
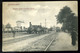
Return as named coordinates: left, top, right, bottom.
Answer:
left=2, top=1, right=78, bottom=52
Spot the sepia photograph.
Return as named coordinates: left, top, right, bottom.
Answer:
left=2, top=1, right=78, bottom=52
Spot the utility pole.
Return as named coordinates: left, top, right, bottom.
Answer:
left=40, top=23, right=42, bottom=26
left=45, top=19, right=46, bottom=28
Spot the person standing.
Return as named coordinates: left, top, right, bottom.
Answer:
left=12, top=30, right=15, bottom=38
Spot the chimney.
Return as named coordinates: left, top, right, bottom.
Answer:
left=29, top=22, right=32, bottom=27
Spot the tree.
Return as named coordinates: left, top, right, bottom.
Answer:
left=6, top=23, right=12, bottom=32
left=2, top=24, right=5, bottom=32
left=56, top=6, right=78, bottom=46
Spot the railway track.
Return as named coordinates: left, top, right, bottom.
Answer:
left=16, top=32, right=58, bottom=51
left=44, top=37, right=56, bottom=51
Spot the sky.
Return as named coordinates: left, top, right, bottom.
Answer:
left=2, top=1, right=78, bottom=28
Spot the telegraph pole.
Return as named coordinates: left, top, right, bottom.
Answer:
left=45, top=19, right=46, bottom=28
left=40, top=23, right=42, bottom=26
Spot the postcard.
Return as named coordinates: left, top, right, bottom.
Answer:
left=2, top=1, right=78, bottom=52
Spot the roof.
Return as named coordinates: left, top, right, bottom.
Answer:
left=16, top=21, right=24, bottom=23
left=31, top=25, right=42, bottom=28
